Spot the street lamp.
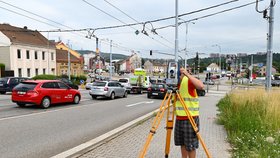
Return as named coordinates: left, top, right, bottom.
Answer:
left=179, top=18, right=195, bottom=69
left=212, top=44, right=222, bottom=72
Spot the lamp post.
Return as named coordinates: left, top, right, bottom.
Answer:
left=212, top=44, right=222, bottom=72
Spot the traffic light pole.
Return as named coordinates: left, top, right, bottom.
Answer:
left=265, top=0, right=274, bottom=91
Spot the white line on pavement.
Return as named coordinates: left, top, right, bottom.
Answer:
left=126, top=101, right=154, bottom=107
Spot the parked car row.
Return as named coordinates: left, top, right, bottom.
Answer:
left=0, top=77, right=29, bottom=94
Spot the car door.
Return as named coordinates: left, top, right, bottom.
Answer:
left=41, top=82, right=61, bottom=103
left=57, top=82, right=73, bottom=103
left=116, top=82, right=125, bottom=96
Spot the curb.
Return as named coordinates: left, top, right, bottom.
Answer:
left=51, top=109, right=158, bottom=158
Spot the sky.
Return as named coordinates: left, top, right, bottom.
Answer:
left=0, top=0, right=279, bottom=59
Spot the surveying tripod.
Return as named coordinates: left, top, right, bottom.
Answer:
left=139, top=88, right=211, bottom=158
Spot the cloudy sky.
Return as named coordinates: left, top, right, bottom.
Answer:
left=0, top=0, right=279, bottom=59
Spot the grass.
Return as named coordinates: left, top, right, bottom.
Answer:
left=217, top=89, right=280, bottom=158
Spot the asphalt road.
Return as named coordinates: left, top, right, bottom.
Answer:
left=0, top=90, right=162, bottom=158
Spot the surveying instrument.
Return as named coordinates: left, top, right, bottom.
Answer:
left=138, top=62, right=211, bottom=158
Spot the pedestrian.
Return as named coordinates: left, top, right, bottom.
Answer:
left=174, top=67, right=204, bottom=158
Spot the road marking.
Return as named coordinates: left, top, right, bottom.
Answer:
left=126, top=101, right=154, bottom=107
left=0, top=95, right=148, bottom=122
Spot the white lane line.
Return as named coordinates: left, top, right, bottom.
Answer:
left=0, top=95, right=147, bottom=122
left=126, top=101, right=154, bottom=107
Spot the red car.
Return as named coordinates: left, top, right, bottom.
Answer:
left=12, top=80, right=81, bottom=108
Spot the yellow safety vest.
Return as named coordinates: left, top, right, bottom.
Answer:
left=175, top=76, right=199, bottom=117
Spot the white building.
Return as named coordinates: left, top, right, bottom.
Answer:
left=0, top=24, right=56, bottom=77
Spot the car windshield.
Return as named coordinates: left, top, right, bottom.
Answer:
left=0, top=78, right=8, bottom=83
left=14, top=82, right=38, bottom=91
left=93, top=82, right=106, bottom=87
left=119, top=79, right=128, bottom=83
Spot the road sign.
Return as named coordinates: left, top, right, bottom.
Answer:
left=80, top=80, right=84, bottom=84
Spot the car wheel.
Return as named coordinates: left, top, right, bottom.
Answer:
left=73, top=95, right=80, bottom=104
left=0, top=91, right=6, bottom=94
left=17, top=103, right=25, bottom=107
left=110, top=92, right=115, bottom=100
left=123, top=91, right=128, bottom=98
left=40, top=97, right=51, bottom=109
left=91, top=95, right=97, bottom=99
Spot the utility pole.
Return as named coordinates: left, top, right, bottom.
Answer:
left=174, top=0, right=179, bottom=67
left=109, top=40, right=112, bottom=80
left=265, top=0, right=274, bottom=91
left=250, top=54, right=254, bottom=82
left=67, top=40, right=71, bottom=81
left=96, top=38, right=100, bottom=70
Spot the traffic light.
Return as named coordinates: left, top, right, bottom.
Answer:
left=150, top=50, right=152, bottom=55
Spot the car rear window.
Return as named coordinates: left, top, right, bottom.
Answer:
left=119, top=79, right=128, bottom=83
left=152, top=84, right=164, bottom=88
left=93, top=82, right=106, bottom=87
left=14, top=82, right=38, bottom=91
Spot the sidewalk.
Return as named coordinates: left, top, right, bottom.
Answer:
left=72, top=85, right=232, bottom=158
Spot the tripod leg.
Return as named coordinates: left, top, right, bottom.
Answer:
left=176, top=91, right=212, bottom=158
left=139, top=92, right=173, bottom=158
left=164, top=94, right=175, bottom=158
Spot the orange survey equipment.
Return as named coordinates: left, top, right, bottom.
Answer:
left=139, top=89, right=211, bottom=158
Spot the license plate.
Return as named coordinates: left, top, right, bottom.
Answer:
left=152, top=93, right=158, bottom=95
left=17, top=91, right=26, bottom=95
left=0, top=84, right=3, bottom=86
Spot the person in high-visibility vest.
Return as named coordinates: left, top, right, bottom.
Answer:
left=174, top=66, right=204, bottom=158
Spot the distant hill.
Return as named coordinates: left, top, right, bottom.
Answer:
left=76, top=50, right=128, bottom=61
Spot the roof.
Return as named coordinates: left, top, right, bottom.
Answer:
left=23, top=80, right=61, bottom=83
left=0, top=23, right=55, bottom=48
left=56, top=49, right=80, bottom=63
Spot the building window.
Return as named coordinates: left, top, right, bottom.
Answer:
left=27, top=68, right=31, bottom=77
left=17, top=49, right=21, bottom=59
left=51, top=68, right=55, bottom=75
left=51, top=52, right=54, bottom=60
left=18, top=68, right=22, bottom=77
left=35, top=51, right=38, bottom=59
left=26, top=50, right=30, bottom=59
left=43, top=68, right=46, bottom=74
left=35, top=68, right=38, bottom=76
left=42, top=51, right=45, bottom=60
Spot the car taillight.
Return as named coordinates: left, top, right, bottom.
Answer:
left=104, top=87, right=109, bottom=91
left=27, top=90, right=39, bottom=96
left=147, top=87, right=151, bottom=91
left=160, top=88, right=165, bottom=92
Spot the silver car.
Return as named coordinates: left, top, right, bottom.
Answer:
left=89, top=81, right=128, bottom=99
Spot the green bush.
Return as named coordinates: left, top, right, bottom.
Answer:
left=0, top=63, right=5, bottom=68
left=32, top=74, right=57, bottom=80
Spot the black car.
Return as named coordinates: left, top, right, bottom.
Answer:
left=59, top=78, right=79, bottom=90
left=0, top=77, right=29, bottom=94
left=147, top=83, right=169, bottom=99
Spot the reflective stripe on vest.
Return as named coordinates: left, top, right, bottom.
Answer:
left=175, top=76, right=199, bottom=116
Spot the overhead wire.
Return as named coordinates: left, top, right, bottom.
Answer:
left=102, top=0, right=174, bottom=45
left=0, top=1, right=89, bottom=38
left=82, top=0, right=174, bottom=50
left=154, top=0, right=261, bottom=31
